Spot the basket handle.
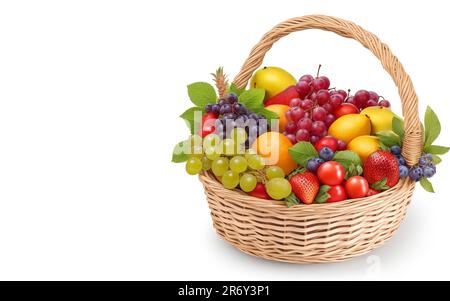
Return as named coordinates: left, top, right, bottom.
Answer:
left=233, top=15, right=422, bottom=165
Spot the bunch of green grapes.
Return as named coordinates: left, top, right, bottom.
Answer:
left=185, top=133, right=218, bottom=175
left=184, top=129, right=248, bottom=175
left=209, top=129, right=265, bottom=191
left=185, top=129, right=270, bottom=194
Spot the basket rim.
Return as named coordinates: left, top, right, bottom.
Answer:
left=199, top=170, right=414, bottom=211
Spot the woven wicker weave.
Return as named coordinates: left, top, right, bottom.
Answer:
left=199, top=15, right=422, bottom=263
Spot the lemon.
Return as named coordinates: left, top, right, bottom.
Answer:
left=328, top=114, right=371, bottom=144
left=347, top=135, right=381, bottom=163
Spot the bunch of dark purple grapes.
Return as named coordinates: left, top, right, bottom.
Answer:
left=205, top=93, right=269, bottom=148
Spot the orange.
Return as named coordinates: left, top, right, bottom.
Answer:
left=265, top=104, right=290, bottom=132
left=252, top=132, right=297, bottom=175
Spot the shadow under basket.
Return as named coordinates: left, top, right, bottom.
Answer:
left=198, top=15, right=423, bottom=263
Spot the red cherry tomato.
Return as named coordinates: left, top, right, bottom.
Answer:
left=315, top=136, right=338, bottom=152
left=333, top=103, right=359, bottom=118
left=345, top=176, right=369, bottom=199
left=317, top=161, right=345, bottom=186
left=248, top=183, right=271, bottom=199
left=326, top=185, right=347, bottom=203
left=367, top=188, right=380, bottom=196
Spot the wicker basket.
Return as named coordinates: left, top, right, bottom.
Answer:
left=199, top=15, right=423, bottom=263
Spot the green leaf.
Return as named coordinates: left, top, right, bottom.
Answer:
left=344, top=164, right=355, bottom=180
left=238, top=89, right=265, bottom=110
left=424, top=106, right=441, bottom=148
left=344, top=163, right=363, bottom=180
left=284, top=193, right=300, bottom=208
left=288, top=142, right=319, bottom=167
left=333, top=150, right=362, bottom=169
left=315, top=185, right=331, bottom=204
left=392, top=116, right=404, bottom=139
left=172, top=141, right=188, bottom=163
left=420, top=177, right=435, bottom=193
left=432, top=154, right=442, bottom=165
left=333, top=150, right=363, bottom=180
left=187, top=82, right=217, bottom=107
left=424, top=145, right=450, bottom=155
left=253, top=108, right=279, bottom=120
left=376, top=131, right=401, bottom=147
left=228, top=83, right=246, bottom=97
left=356, top=165, right=363, bottom=175
left=180, top=107, right=203, bottom=134
left=370, top=178, right=390, bottom=191
left=379, top=141, right=390, bottom=151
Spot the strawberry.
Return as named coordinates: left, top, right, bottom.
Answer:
left=248, top=183, right=271, bottom=200
left=264, top=86, right=300, bottom=107
left=363, top=150, right=399, bottom=187
left=289, top=172, right=320, bottom=204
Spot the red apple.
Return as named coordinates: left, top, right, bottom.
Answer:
left=315, top=136, right=338, bottom=152
left=333, top=103, right=359, bottom=118
left=264, top=86, right=300, bottom=107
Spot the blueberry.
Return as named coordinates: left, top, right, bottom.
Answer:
left=428, top=163, right=436, bottom=172
left=424, top=153, right=433, bottom=161
left=390, top=145, right=402, bottom=155
left=399, top=165, right=409, bottom=178
left=319, top=147, right=334, bottom=161
left=408, top=166, right=424, bottom=182
left=423, top=164, right=436, bottom=178
left=396, top=155, right=406, bottom=166
left=306, top=157, right=325, bottom=173
left=418, top=157, right=427, bottom=166
left=419, top=153, right=433, bottom=166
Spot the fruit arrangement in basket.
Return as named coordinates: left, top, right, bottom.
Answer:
left=172, top=65, right=448, bottom=206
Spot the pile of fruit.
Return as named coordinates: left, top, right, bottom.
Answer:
left=173, top=66, right=448, bottom=206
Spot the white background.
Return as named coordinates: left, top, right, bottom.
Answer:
left=0, top=0, right=449, bottom=281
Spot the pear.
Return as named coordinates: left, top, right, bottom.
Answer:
left=361, top=106, right=401, bottom=135
left=250, top=67, right=297, bottom=100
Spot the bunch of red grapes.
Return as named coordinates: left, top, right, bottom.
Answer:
left=283, top=67, right=391, bottom=146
